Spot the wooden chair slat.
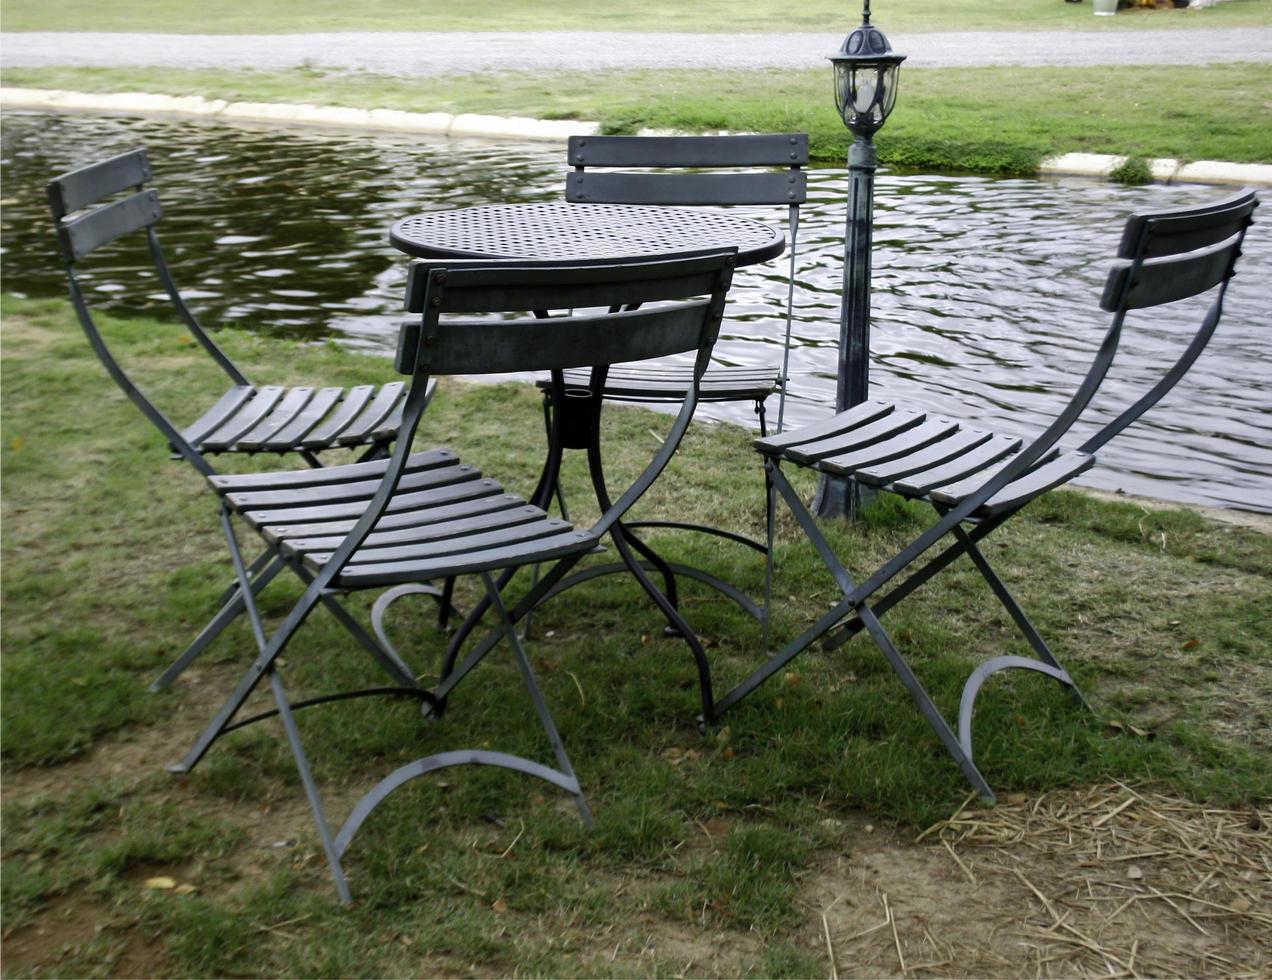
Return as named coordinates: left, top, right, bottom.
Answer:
left=568, top=134, right=809, bottom=168
left=48, top=148, right=151, bottom=217
left=61, top=189, right=162, bottom=259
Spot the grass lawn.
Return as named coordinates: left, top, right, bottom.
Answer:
left=7, top=62, right=1272, bottom=173
left=3, top=0, right=1270, bottom=34
left=2, top=294, right=1268, bottom=975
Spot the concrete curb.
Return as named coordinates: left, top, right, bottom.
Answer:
left=0, top=87, right=600, bottom=141
left=1038, top=151, right=1272, bottom=187
left=5, top=87, right=1270, bottom=187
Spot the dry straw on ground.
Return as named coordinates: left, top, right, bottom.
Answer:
left=919, top=781, right=1271, bottom=978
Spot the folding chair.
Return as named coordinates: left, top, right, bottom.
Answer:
left=532, top=134, right=808, bottom=629
left=167, top=250, right=736, bottom=900
left=713, top=190, right=1258, bottom=800
left=47, top=148, right=438, bottom=690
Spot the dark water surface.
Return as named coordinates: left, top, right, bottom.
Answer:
left=3, top=110, right=1268, bottom=512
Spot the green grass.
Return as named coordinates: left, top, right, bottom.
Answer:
left=7, top=62, right=1272, bottom=172
left=4, top=0, right=1270, bottom=34
left=2, top=295, right=1269, bottom=976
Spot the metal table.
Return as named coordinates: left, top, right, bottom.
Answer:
left=389, top=201, right=783, bottom=725
left=390, top=201, right=785, bottom=266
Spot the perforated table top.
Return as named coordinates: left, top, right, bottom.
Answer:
left=390, top=202, right=784, bottom=267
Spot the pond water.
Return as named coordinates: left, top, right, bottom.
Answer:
left=2, top=110, right=1269, bottom=513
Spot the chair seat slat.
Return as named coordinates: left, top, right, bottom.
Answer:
left=978, top=452, right=1097, bottom=516
left=927, top=448, right=1062, bottom=506
left=337, top=382, right=407, bottom=446
left=208, top=448, right=458, bottom=493
left=785, top=409, right=926, bottom=465
left=234, top=387, right=315, bottom=451
left=225, top=461, right=480, bottom=510
left=260, top=492, right=526, bottom=543
left=855, top=428, right=994, bottom=486
left=283, top=502, right=545, bottom=553
left=754, top=401, right=894, bottom=455
left=889, top=435, right=1024, bottom=497
left=816, top=417, right=961, bottom=476
left=299, top=384, right=375, bottom=449
left=301, top=515, right=575, bottom=567
left=260, top=386, right=343, bottom=452
left=182, top=385, right=256, bottom=447
left=201, top=386, right=286, bottom=450
left=242, top=477, right=506, bottom=527
left=336, top=529, right=598, bottom=588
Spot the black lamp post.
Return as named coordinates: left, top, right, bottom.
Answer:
left=813, top=0, right=906, bottom=518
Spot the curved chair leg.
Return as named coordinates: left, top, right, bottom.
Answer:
left=370, top=583, right=465, bottom=665
left=949, top=521, right=1091, bottom=712
left=957, top=656, right=1081, bottom=764
left=335, top=749, right=590, bottom=865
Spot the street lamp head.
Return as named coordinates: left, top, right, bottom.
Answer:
left=829, top=2, right=906, bottom=137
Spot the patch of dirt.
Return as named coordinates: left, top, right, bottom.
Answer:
left=1, top=895, right=169, bottom=979
left=803, top=785, right=1271, bottom=978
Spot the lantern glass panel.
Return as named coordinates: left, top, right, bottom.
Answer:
left=833, top=62, right=853, bottom=122
left=853, top=69, right=878, bottom=115
left=879, top=63, right=900, bottom=120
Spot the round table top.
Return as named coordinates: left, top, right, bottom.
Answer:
left=389, top=201, right=785, bottom=267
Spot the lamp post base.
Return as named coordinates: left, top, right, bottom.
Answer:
left=813, top=473, right=877, bottom=519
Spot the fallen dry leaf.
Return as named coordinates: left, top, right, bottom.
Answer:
left=145, top=876, right=177, bottom=890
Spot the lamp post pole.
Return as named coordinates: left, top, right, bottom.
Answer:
left=814, top=1, right=905, bottom=518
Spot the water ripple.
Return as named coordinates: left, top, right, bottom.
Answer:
left=2, top=110, right=1268, bottom=512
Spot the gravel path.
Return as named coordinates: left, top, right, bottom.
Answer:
left=3, top=28, right=1270, bottom=74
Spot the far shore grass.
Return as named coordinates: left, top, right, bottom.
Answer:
left=2, top=293, right=1268, bottom=975
left=4, top=0, right=1270, bottom=34
left=7, top=62, right=1272, bottom=175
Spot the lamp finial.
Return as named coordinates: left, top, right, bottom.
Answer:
left=863, top=0, right=872, bottom=26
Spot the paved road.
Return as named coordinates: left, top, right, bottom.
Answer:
left=3, top=28, right=1270, bottom=73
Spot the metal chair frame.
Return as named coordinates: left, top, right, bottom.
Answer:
left=168, top=251, right=736, bottom=900
left=46, top=148, right=441, bottom=692
left=531, top=133, right=809, bottom=642
left=715, top=190, right=1258, bottom=800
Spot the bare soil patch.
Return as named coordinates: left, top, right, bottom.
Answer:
left=805, top=784, right=1270, bottom=978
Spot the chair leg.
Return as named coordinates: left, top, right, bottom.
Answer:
left=435, top=557, right=581, bottom=710
left=480, top=571, right=592, bottom=825
left=948, top=521, right=1090, bottom=712
left=719, top=465, right=1016, bottom=798
left=168, top=586, right=321, bottom=775
left=267, top=667, right=353, bottom=902
left=150, top=552, right=286, bottom=691
left=211, top=546, right=275, bottom=610
left=852, top=601, right=996, bottom=801
left=607, top=521, right=717, bottom=726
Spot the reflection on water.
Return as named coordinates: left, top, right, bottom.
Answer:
left=2, top=111, right=1268, bottom=512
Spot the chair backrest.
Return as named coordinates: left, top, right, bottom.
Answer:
left=565, top=134, right=809, bottom=431
left=565, top=134, right=808, bottom=207
left=1077, top=188, right=1257, bottom=456
left=397, top=252, right=733, bottom=375
left=47, top=148, right=250, bottom=474
left=315, top=252, right=737, bottom=583
left=938, top=188, right=1258, bottom=529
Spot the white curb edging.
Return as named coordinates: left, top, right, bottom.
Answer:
left=1039, top=151, right=1272, bottom=187
left=0, top=87, right=600, bottom=141
left=4, top=87, right=1268, bottom=187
